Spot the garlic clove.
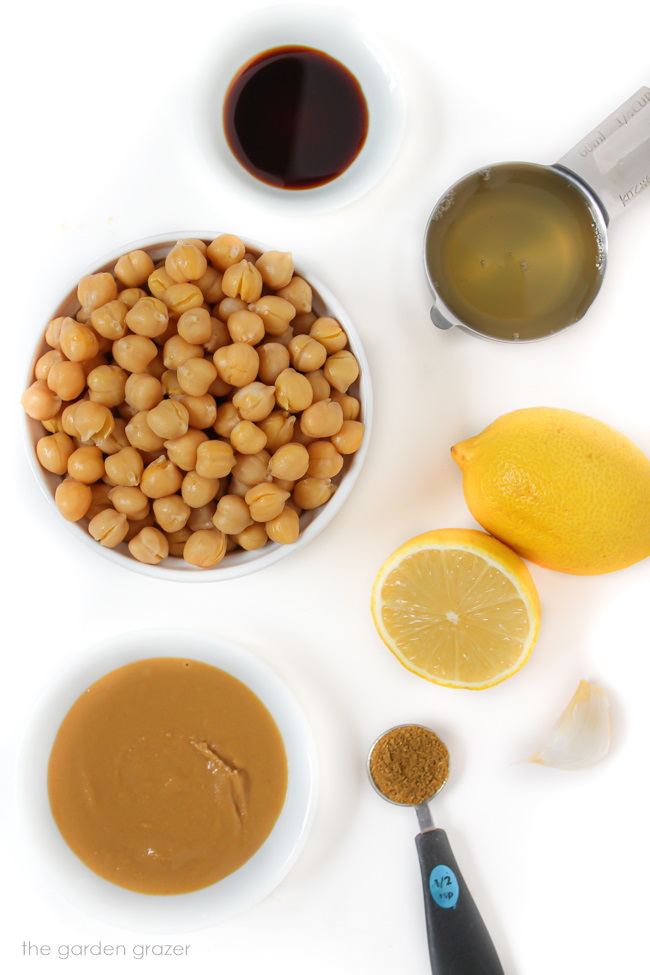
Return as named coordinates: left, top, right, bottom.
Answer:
left=527, top=680, right=612, bottom=770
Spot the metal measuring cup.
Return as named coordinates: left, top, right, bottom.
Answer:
left=424, top=86, right=650, bottom=342
left=367, top=725, right=504, bottom=975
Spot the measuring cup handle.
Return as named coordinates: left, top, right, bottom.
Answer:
left=415, top=828, right=505, bottom=975
left=556, top=86, right=650, bottom=222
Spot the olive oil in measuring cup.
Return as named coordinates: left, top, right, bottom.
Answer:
left=424, top=86, right=650, bottom=342
left=425, top=163, right=605, bottom=341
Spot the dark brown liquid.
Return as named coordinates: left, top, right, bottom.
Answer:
left=223, top=46, right=368, bottom=190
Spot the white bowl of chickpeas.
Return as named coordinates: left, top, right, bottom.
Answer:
left=22, top=233, right=371, bottom=580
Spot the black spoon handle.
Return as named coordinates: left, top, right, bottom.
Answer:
left=415, top=828, right=505, bottom=975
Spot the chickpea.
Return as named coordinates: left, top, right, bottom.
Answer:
left=203, top=315, right=230, bottom=354
left=230, top=419, right=267, bottom=455
left=231, top=450, right=270, bottom=487
left=268, top=442, right=309, bottom=481
left=146, top=399, right=189, bottom=440
left=104, top=446, right=144, bottom=486
left=45, top=316, right=67, bottom=349
left=181, top=469, right=220, bottom=508
left=118, top=287, right=148, bottom=310
left=177, top=307, right=212, bottom=345
left=46, top=360, right=86, bottom=401
left=148, top=267, right=176, bottom=299
left=86, top=482, right=114, bottom=520
left=112, top=334, right=157, bottom=373
left=232, top=381, right=276, bottom=422
left=244, top=482, right=290, bottom=522
left=257, top=410, right=295, bottom=452
left=108, top=486, right=150, bottom=520
left=207, top=234, right=245, bottom=271
left=125, top=411, right=166, bottom=452
left=87, top=364, right=128, bottom=407
left=54, top=478, right=92, bottom=521
left=323, top=350, right=360, bottom=393
left=35, top=349, right=65, bottom=381
left=309, top=317, right=348, bottom=353
left=222, top=260, right=263, bottom=303
left=114, top=250, right=155, bottom=287
left=59, top=319, right=100, bottom=362
left=300, top=399, right=343, bottom=439
left=153, top=494, right=191, bottom=533
left=177, top=356, right=217, bottom=396
left=146, top=354, right=166, bottom=380
left=331, top=419, right=365, bottom=454
left=187, top=501, right=218, bottom=531
left=195, top=266, right=224, bottom=304
left=255, top=250, right=294, bottom=289
left=163, top=333, right=203, bottom=371
left=213, top=494, right=253, bottom=534
left=162, top=282, right=204, bottom=315
left=213, top=401, right=241, bottom=438
left=166, top=525, right=193, bottom=557
left=234, top=522, right=268, bottom=551
left=88, top=508, right=129, bottom=547
left=307, top=440, right=344, bottom=479
left=227, top=475, right=249, bottom=498
left=90, top=299, right=128, bottom=341
left=125, top=510, right=157, bottom=541
left=257, top=343, right=290, bottom=385
left=61, top=400, right=86, bottom=437
left=213, top=342, right=259, bottom=388
left=290, top=311, right=316, bottom=335
left=77, top=272, right=117, bottom=312
left=124, top=372, right=163, bottom=412
left=41, top=410, right=65, bottom=434
left=266, top=506, right=300, bottom=544
left=288, top=334, right=327, bottom=373
left=330, top=388, right=361, bottom=420
left=196, top=440, right=236, bottom=479
left=165, top=240, right=208, bottom=283
left=161, top=369, right=183, bottom=399
left=227, top=309, right=265, bottom=345
left=180, top=393, right=217, bottom=429
left=293, top=476, right=336, bottom=509
left=274, top=368, right=313, bottom=412
left=248, top=295, right=296, bottom=336
left=183, top=528, right=227, bottom=567
left=304, top=369, right=330, bottom=403
left=217, top=296, right=247, bottom=321
left=128, top=526, right=169, bottom=564
left=36, top=432, right=75, bottom=475
left=276, top=276, right=312, bottom=313
left=68, top=445, right=105, bottom=483
left=95, top=418, right=129, bottom=455
left=125, top=296, right=169, bottom=338
left=73, top=401, right=115, bottom=443
left=140, top=456, right=183, bottom=499
left=164, top=428, right=208, bottom=471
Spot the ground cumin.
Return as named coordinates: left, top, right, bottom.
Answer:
left=369, top=724, right=449, bottom=805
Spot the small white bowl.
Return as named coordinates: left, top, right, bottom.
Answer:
left=194, top=4, right=406, bottom=212
left=22, top=231, right=372, bottom=581
left=17, top=628, right=317, bottom=932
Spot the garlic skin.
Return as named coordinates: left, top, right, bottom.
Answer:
left=528, top=680, right=612, bottom=770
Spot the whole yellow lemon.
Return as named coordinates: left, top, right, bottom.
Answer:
left=451, top=407, right=650, bottom=574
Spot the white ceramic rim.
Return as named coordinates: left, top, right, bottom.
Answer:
left=193, top=3, right=407, bottom=212
left=22, top=230, right=373, bottom=581
left=16, top=628, right=318, bottom=933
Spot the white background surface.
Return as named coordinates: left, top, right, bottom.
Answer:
left=3, top=1, right=649, bottom=973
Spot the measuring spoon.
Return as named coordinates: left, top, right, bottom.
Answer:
left=424, top=86, right=650, bottom=341
left=368, top=725, right=504, bottom=975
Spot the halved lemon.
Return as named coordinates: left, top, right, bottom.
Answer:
left=371, top=528, right=542, bottom=690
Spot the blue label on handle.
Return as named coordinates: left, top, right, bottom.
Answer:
left=429, top=864, right=459, bottom=909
